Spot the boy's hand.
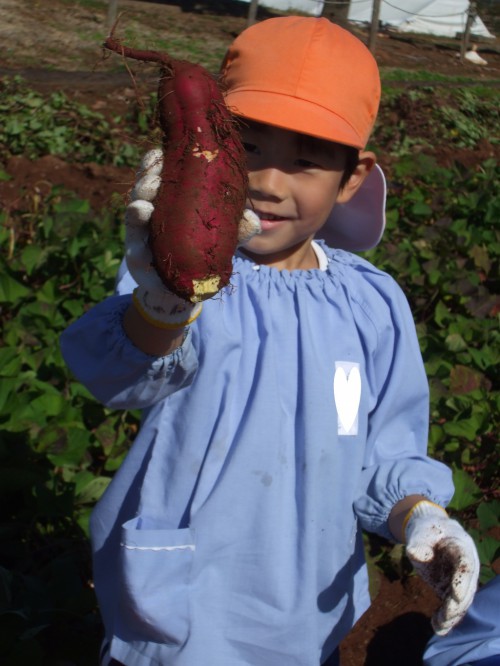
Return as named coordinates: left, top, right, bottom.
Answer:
left=404, top=500, right=480, bottom=636
left=126, top=149, right=201, bottom=329
left=126, top=149, right=260, bottom=329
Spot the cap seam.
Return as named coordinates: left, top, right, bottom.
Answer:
left=294, top=22, right=316, bottom=102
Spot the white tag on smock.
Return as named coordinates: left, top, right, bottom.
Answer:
left=334, top=362, right=361, bottom=436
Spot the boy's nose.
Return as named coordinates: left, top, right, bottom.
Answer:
left=249, top=167, right=288, bottom=201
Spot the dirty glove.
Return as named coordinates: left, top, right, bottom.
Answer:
left=126, top=149, right=260, bottom=329
left=404, top=500, right=480, bottom=636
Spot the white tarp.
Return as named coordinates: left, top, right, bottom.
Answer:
left=238, top=0, right=324, bottom=17
left=348, top=1, right=494, bottom=39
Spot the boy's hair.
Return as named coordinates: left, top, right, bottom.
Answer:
left=297, top=131, right=359, bottom=188
left=221, top=17, right=380, bottom=151
left=340, top=146, right=360, bottom=189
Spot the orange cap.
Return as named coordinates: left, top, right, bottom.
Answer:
left=221, top=16, right=380, bottom=150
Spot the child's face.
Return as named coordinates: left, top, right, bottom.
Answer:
left=240, top=121, right=353, bottom=271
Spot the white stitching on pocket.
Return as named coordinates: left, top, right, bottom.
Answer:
left=120, top=543, right=195, bottom=552
left=118, top=518, right=195, bottom=645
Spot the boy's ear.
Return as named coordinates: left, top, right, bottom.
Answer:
left=336, top=151, right=376, bottom=204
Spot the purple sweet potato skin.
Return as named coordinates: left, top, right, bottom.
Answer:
left=104, top=36, right=248, bottom=302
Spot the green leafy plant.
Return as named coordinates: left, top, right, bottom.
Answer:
left=373, top=86, right=499, bottom=157
left=364, top=150, right=499, bottom=583
left=0, top=188, right=140, bottom=664
left=0, top=77, right=142, bottom=166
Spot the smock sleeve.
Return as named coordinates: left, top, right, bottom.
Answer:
left=352, top=274, right=454, bottom=540
left=60, top=292, right=198, bottom=411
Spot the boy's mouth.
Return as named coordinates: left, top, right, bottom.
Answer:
left=253, top=210, right=287, bottom=222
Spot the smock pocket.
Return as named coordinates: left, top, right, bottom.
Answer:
left=117, top=516, right=195, bottom=645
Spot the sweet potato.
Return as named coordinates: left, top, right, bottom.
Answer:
left=104, top=33, right=248, bottom=303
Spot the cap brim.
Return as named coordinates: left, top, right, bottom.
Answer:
left=317, top=164, right=386, bottom=252
left=225, top=90, right=365, bottom=149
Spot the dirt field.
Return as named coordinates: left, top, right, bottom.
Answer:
left=1, top=1, right=499, bottom=664
left=1, top=0, right=499, bottom=217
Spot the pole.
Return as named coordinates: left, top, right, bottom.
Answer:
left=460, top=2, right=477, bottom=61
left=107, top=0, right=118, bottom=32
left=368, top=0, right=382, bottom=53
left=247, top=0, right=259, bottom=27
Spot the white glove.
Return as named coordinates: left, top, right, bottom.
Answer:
left=404, top=500, right=480, bottom=636
left=126, top=149, right=260, bottom=329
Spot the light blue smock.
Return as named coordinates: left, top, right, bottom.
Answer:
left=424, top=576, right=500, bottom=666
left=60, top=244, right=454, bottom=666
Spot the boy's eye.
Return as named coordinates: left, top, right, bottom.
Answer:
left=243, top=142, right=259, bottom=155
left=296, top=158, right=320, bottom=169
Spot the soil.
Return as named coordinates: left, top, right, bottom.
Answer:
left=1, top=0, right=499, bottom=215
left=1, top=1, right=499, bottom=664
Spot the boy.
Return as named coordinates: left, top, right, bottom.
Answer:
left=61, top=17, right=479, bottom=666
